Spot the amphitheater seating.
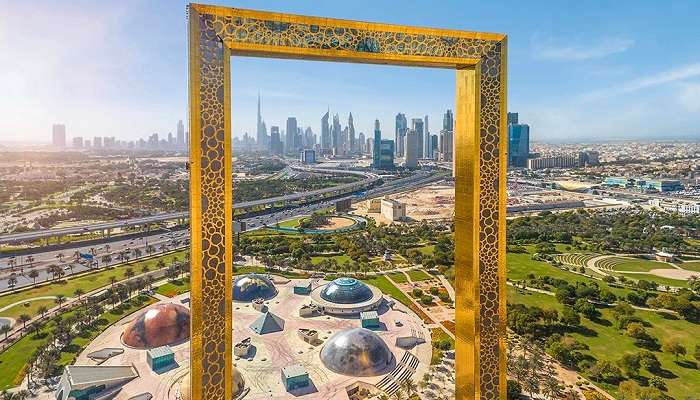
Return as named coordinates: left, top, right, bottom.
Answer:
left=553, top=253, right=599, bottom=269
left=376, top=351, right=419, bottom=395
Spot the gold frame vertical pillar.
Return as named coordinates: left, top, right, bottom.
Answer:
left=188, top=6, right=233, bottom=400
left=454, top=66, right=481, bottom=397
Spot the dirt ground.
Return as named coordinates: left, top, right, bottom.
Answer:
left=316, top=216, right=355, bottom=230
left=353, top=182, right=455, bottom=224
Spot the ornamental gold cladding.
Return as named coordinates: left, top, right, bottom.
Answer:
left=188, top=4, right=506, bottom=400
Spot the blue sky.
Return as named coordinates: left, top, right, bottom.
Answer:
left=1, top=0, right=700, bottom=143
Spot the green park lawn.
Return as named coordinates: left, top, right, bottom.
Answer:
left=610, top=272, right=688, bottom=288
left=415, top=244, right=435, bottom=255
left=387, top=272, right=408, bottom=283
left=679, top=260, right=700, bottom=273
left=508, top=287, right=700, bottom=399
left=610, top=257, right=671, bottom=272
left=0, top=298, right=56, bottom=320
left=360, top=275, right=412, bottom=307
left=310, top=254, right=351, bottom=265
left=156, top=279, right=190, bottom=298
left=277, top=217, right=304, bottom=228
left=0, top=295, right=156, bottom=390
left=0, top=250, right=186, bottom=318
left=407, top=269, right=433, bottom=282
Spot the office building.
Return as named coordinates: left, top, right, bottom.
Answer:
left=300, top=149, right=316, bottom=164
left=372, top=119, right=381, bottom=168
left=93, top=136, right=103, bottom=148
left=378, top=140, right=395, bottom=170
left=321, top=109, right=330, bottom=154
left=443, top=109, right=454, bottom=131
left=332, top=114, right=342, bottom=155
left=52, top=124, right=66, bottom=148
left=380, top=198, right=406, bottom=221
left=527, top=154, right=578, bottom=170
left=404, top=129, right=419, bottom=169
left=256, top=92, right=269, bottom=150
left=578, top=150, right=600, bottom=167
left=177, top=120, right=185, bottom=148
left=438, top=129, right=453, bottom=161
left=270, top=126, right=282, bottom=155
left=285, top=117, right=298, bottom=155
left=72, top=136, right=83, bottom=148
left=395, top=113, right=407, bottom=157
left=507, top=112, right=530, bottom=168
left=411, top=118, right=424, bottom=158
left=357, top=132, right=365, bottom=154
left=423, top=115, right=431, bottom=158
left=348, top=113, right=356, bottom=153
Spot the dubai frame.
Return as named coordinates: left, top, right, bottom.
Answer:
left=187, top=4, right=507, bottom=399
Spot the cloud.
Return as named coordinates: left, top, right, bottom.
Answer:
left=532, top=35, right=634, bottom=61
left=677, top=82, right=700, bottom=111
left=580, top=62, right=700, bottom=102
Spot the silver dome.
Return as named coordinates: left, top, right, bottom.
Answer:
left=233, top=273, right=277, bottom=302
left=320, top=277, right=373, bottom=304
left=320, top=328, right=394, bottom=376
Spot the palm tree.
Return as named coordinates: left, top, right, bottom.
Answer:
left=56, top=252, right=64, bottom=262
left=109, top=276, right=117, bottom=288
left=400, top=378, right=417, bottom=398
left=101, top=254, right=112, bottom=266
left=38, top=305, right=48, bottom=319
left=392, top=389, right=404, bottom=400
left=28, top=269, right=39, bottom=286
left=18, top=314, right=31, bottom=330
left=26, top=255, right=35, bottom=268
left=30, top=321, right=42, bottom=337
left=6, top=274, right=18, bottom=289
left=74, top=288, right=85, bottom=302
left=542, top=376, right=563, bottom=400
left=54, top=294, right=66, bottom=309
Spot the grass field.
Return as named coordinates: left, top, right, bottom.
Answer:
left=679, top=260, right=700, bottom=272
left=609, top=257, right=670, bottom=272
left=414, top=244, right=435, bottom=255
left=387, top=272, right=408, bottom=283
left=360, top=275, right=412, bottom=307
left=0, top=295, right=155, bottom=390
left=0, top=250, right=186, bottom=318
left=610, top=271, right=688, bottom=288
left=277, top=217, right=304, bottom=228
left=508, top=286, right=700, bottom=398
left=310, top=254, right=351, bottom=265
left=156, top=279, right=190, bottom=298
left=0, top=298, right=56, bottom=320
left=407, top=269, right=433, bottom=282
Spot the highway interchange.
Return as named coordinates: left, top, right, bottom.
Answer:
left=0, top=169, right=445, bottom=292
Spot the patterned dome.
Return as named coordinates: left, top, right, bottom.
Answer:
left=320, top=277, right=372, bottom=304
left=320, top=328, right=394, bottom=376
left=122, top=303, right=190, bottom=349
left=179, top=367, right=245, bottom=400
left=233, top=273, right=277, bottom=302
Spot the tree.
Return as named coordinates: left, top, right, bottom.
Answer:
left=28, top=269, right=39, bottom=286
left=638, top=350, right=661, bottom=372
left=649, top=376, right=666, bottom=391
left=74, top=288, right=85, bottom=301
left=18, top=314, right=31, bottom=330
left=694, top=344, right=700, bottom=362
left=38, top=305, right=48, bottom=319
left=55, top=294, right=66, bottom=309
left=617, top=353, right=641, bottom=377
left=506, top=380, right=522, bottom=400
left=560, top=307, right=581, bottom=327
left=662, top=339, right=686, bottom=360
left=618, top=380, right=641, bottom=400
left=541, top=375, right=563, bottom=400
left=574, top=298, right=600, bottom=320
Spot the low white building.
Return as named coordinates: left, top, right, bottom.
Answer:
left=649, top=198, right=700, bottom=214
left=381, top=198, right=406, bottom=222
left=55, top=365, right=139, bottom=400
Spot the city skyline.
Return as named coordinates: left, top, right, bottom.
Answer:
left=2, top=1, right=700, bottom=144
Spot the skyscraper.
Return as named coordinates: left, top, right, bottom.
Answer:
left=507, top=112, right=530, bottom=168
left=52, top=124, right=66, bottom=147
left=411, top=118, right=424, bottom=158
left=395, top=113, right=407, bottom=157
left=423, top=115, right=431, bottom=159
left=348, top=113, right=356, bottom=153
left=270, top=126, right=282, bottom=155
left=372, top=119, right=381, bottom=168
left=438, top=129, right=453, bottom=161
left=443, top=109, right=454, bottom=131
left=321, top=110, right=330, bottom=154
left=177, top=120, right=185, bottom=148
left=72, top=136, right=83, bottom=148
left=379, top=140, right=395, bottom=169
left=285, top=117, right=298, bottom=155
left=256, top=92, right=267, bottom=150
left=404, top=129, right=419, bottom=169
left=358, top=132, right=365, bottom=154
left=331, top=114, right=341, bottom=155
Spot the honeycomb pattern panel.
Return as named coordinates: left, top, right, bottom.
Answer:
left=195, top=12, right=229, bottom=400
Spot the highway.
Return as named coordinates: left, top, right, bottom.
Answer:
left=0, top=166, right=379, bottom=244
left=0, top=169, right=443, bottom=292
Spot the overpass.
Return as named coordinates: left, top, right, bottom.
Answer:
left=0, top=166, right=380, bottom=245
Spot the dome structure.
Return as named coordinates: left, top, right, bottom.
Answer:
left=320, top=277, right=373, bottom=304
left=179, top=367, right=245, bottom=400
left=233, top=273, right=277, bottom=302
left=320, top=328, right=394, bottom=376
left=122, top=303, right=190, bottom=349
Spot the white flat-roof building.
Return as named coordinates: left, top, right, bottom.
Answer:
left=55, top=365, right=139, bottom=400
left=381, top=198, right=406, bottom=222
left=649, top=198, right=700, bottom=215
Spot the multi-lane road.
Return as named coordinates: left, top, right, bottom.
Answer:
left=0, top=169, right=445, bottom=292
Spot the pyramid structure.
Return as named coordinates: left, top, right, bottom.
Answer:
left=249, top=311, right=285, bottom=335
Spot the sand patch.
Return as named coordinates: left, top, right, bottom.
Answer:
left=649, top=269, right=700, bottom=280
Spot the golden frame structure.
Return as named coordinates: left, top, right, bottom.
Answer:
left=188, top=4, right=507, bottom=399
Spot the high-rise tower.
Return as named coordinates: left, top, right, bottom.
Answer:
left=348, top=113, right=356, bottom=153
left=321, top=109, right=331, bottom=154
left=177, top=120, right=185, bottom=148
left=395, top=113, right=407, bottom=157
left=423, top=115, right=431, bottom=159
left=411, top=118, right=424, bottom=158
left=372, top=119, right=381, bottom=168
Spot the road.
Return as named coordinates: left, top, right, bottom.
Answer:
left=0, top=170, right=444, bottom=292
